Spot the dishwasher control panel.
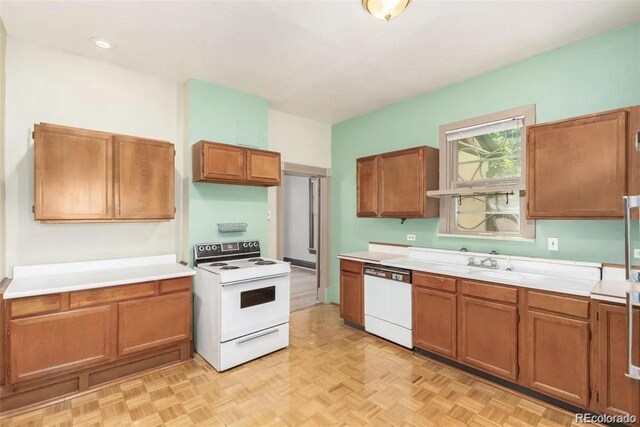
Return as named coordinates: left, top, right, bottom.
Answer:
left=364, top=265, right=411, bottom=283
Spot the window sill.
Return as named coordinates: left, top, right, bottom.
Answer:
left=437, top=233, right=535, bottom=243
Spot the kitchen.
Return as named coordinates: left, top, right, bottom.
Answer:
left=0, top=1, right=639, bottom=426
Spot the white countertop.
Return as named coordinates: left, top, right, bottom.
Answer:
left=338, top=251, right=404, bottom=264
left=382, top=258, right=597, bottom=297
left=591, top=279, right=639, bottom=304
left=591, top=266, right=640, bottom=304
left=5, top=255, right=195, bottom=299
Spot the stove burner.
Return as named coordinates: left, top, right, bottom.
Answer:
left=255, top=260, right=276, bottom=265
left=209, top=262, right=228, bottom=267
left=247, top=258, right=263, bottom=262
left=221, top=265, right=240, bottom=270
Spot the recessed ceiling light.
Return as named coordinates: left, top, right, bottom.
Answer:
left=90, top=37, right=115, bottom=49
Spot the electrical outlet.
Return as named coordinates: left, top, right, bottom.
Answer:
left=406, top=234, right=416, bottom=242
left=267, top=210, right=272, bottom=221
left=634, top=249, right=640, bottom=259
left=547, top=237, right=559, bottom=251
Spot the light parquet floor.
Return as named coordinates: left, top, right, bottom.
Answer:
left=0, top=304, right=594, bottom=427
left=290, top=267, right=318, bottom=312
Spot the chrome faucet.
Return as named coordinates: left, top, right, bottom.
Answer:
left=467, top=256, right=499, bottom=270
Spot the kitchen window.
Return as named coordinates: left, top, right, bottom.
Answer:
left=436, top=105, right=536, bottom=239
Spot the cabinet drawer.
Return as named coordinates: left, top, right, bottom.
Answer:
left=160, top=277, right=192, bottom=294
left=460, top=280, right=518, bottom=304
left=11, top=295, right=62, bottom=318
left=70, top=282, right=156, bottom=308
left=526, top=290, right=589, bottom=319
left=340, top=259, right=362, bottom=274
left=413, top=272, right=456, bottom=293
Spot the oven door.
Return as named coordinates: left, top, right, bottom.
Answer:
left=219, top=274, right=290, bottom=342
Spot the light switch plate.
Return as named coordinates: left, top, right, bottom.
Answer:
left=267, top=210, right=272, bottom=221
left=407, top=234, right=416, bottom=242
left=634, top=249, right=640, bottom=259
left=548, top=237, right=559, bottom=251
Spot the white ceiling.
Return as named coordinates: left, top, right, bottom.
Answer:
left=1, top=1, right=639, bottom=124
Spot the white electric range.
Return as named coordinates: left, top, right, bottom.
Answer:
left=193, top=240, right=291, bottom=372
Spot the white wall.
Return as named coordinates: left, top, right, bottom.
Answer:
left=267, top=109, right=331, bottom=258
left=4, top=38, right=183, bottom=272
left=0, top=21, right=5, bottom=278
left=283, top=175, right=316, bottom=264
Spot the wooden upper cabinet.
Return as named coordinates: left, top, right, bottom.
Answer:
left=356, top=156, right=378, bottom=217
left=114, top=136, right=175, bottom=220
left=35, top=124, right=113, bottom=221
left=9, top=305, right=115, bottom=385
left=596, top=303, right=640, bottom=423
left=355, top=146, right=438, bottom=219
left=200, top=141, right=246, bottom=182
left=246, top=148, right=281, bottom=185
left=527, top=108, right=631, bottom=218
left=192, top=140, right=281, bottom=186
left=34, top=123, right=176, bottom=222
left=627, top=106, right=640, bottom=198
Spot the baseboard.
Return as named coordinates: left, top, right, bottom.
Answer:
left=283, top=257, right=316, bottom=270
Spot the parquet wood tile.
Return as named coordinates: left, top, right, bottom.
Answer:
left=0, top=304, right=601, bottom=427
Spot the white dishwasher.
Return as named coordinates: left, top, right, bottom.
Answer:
left=364, top=264, right=413, bottom=348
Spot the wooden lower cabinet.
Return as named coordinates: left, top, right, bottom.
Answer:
left=339, top=259, right=364, bottom=326
left=413, top=285, right=457, bottom=358
left=2, top=277, right=193, bottom=410
left=458, top=295, right=519, bottom=381
left=118, top=292, right=191, bottom=356
left=525, top=311, right=591, bottom=407
left=9, top=305, right=115, bottom=385
left=596, top=303, right=640, bottom=423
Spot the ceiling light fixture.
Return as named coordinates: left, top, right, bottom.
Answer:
left=362, top=0, right=410, bottom=22
left=90, top=37, right=115, bottom=49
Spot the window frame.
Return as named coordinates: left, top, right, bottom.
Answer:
left=438, top=105, right=536, bottom=240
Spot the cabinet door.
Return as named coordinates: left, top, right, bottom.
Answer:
left=379, top=147, right=426, bottom=218
left=246, top=149, right=281, bottom=185
left=413, top=286, right=456, bottom=358
left=201, top=142, right=246, bottom=182
left=118, top=292, right=191, bottom=356
left=459, top=296, right=518, bottom=380
left=34, top=124, right=113, bottom=220
left=340, top=271, right=363, bottom=325
left=114, top=136, right=175, bottom=220
left=356, top=156, right=379, bottom=217
left=526, top=311, right=590, bottom=407
left=527, top=110, right=627, bottom=218
left=597, top=304, right=640, bottom=422
left=9, top=305, right=115, bottom=385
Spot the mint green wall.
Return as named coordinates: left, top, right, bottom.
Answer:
left=330, top=23, right=640, bottom=302
left=187, top=79, right=269, bottom=262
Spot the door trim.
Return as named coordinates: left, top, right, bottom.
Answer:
left=274, top=162, right=331, bottom=304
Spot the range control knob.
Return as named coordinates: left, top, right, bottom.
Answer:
left=243, top=242, right=248, bottom=248
left=212, top=245, right=218, bottom=251
left=198, top=246, right=205, bottom=252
